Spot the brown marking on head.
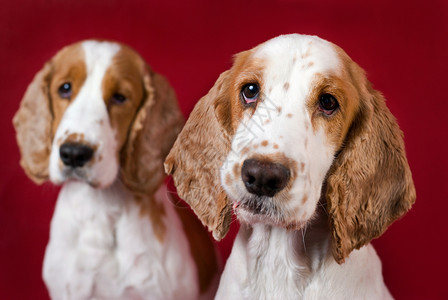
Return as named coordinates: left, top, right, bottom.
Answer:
left=240, top=146, right=250, bottom=156
left=277, top=106, right=282, bottom=114
left=301, top=47, right=311, bottom=59
left=287, top=113, right=293, bottom=118
left=283, top=82, right=290, bottom=91
left=103, top=45, right=146, bottom=152
left=233, top=163, right=240, bottom=178
left=273, top=143, right=279, bottom=149
left=301, top=194, right=308, bottom=204
left=306, top=72, right=359, bottom=146
left=48, top=43, right=87, bottom=137
left=261, top=140, right=269, bottom=147
left=225, top=173, right=232, bottom=186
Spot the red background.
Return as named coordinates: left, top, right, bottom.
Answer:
left=1, top=0, right=447, bottom=299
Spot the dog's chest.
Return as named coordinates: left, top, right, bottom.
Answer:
left=43, top=182, right=197, bottom=300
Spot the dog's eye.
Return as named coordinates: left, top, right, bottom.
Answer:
left=241, top=83, right=260, bottom=105
left=111, top=93, right=127, bottom=104
left=319, top=93, right=339, bottom=115
left=58, top=82, right=72, bottom=99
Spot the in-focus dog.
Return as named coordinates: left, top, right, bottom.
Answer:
left=166, top=34, right=415, bottom=299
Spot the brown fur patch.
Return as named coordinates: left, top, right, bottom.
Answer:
left=138, top=195, right=166, bottom=243
left=103, top=45, right=145, bottom=152
left=240, top=146, right=250, bottom=156
left=324, top=43, right=416, bottom=263
left=225, top=173, right=232, bottom=186
left=301, top=194, right=308, bottom=204
left=48, top=43, right=87, bottom=137
left=283, top=82, right=290, bottom=91
left=287, top=113, right=293, bottom=118
left=273, top=143, right=279, bottom=149
left=261, top=140, right=269, bottom=147
left=233, top=163, right=240, bottom=178
left=306, top=72, right=359, bottom=147
left=175, top=205, right=219, bottom=293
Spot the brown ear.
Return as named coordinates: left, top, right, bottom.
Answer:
left=13, top=62, right=53, bottom=184
left=326, top=63, right=416, bottom=264
left=121, top=68, right=184, bottom=196
left=165, top=71, right=233, bottom=241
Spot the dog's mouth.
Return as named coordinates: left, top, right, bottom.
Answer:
left=60, top=167, right=99, bottom=187
left=231, top=194, right=288, bottom=225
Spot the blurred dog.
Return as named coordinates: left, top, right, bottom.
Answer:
left=14, top=40, right=219, bottom=300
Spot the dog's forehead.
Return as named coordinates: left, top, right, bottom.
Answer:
left=253, top=34, right=342, bottom=78
left=81, top=40, right=121, bottom=73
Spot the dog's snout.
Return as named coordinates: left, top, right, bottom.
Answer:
left=59, top=143, right=94, bottom=167
left=241, top=159, right=290, bottom=197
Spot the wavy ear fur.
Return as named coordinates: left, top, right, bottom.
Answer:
left=165, top=71, right=233, bottom=240
left=121, top=67, right=184, bottom=196
left=13, top=62, right=53, bottom=184
left=326, top=61, right=416, bottom=263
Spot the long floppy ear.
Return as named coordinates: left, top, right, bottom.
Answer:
left=326, top=62, right=416, bottom=264
left=13, top=62, right=53, bottom=184
left=165, top=71, right=233, bottom=241
left=121, top=68, right=184, bottom=196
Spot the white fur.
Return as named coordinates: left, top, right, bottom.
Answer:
left=44, top=41, right=200, bottom=300
left=43, top=183, right=198, bottom=300
left=217, top=34, right=393, bottom=299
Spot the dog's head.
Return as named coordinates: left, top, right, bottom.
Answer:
left=165, top=34, right=415, bottom=263
left=14, top=40, right=183, bottom=195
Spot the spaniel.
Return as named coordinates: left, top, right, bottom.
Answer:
left=165, top=34, right=416, bottom=299
left=13, top=40, right=219, bottom=300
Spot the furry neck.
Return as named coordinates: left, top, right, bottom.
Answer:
left=241, top=206, right=331, bottom=298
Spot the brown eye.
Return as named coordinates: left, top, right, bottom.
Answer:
left=58, top=82, right=72, bottom=99
left=111, top=93, right=127, bottom=104
left=241, top=83, right=260, bottom=105
left=319, top=93, right=339, bottom=115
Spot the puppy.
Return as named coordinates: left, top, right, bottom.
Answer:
left=14, top=40, right=218, bottom=300
left=165, top=34, right=416, bottom=299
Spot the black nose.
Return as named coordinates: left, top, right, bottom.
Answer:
left=59, top=143, right=94, bottom=167
left=241, top=159, right=290, bottom=197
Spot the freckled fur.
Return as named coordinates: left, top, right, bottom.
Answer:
left=166, top=34, right=415, bottom=299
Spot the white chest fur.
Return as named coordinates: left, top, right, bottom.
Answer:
left=43, top=181, right=198, bottom=300
left=216, top=224, right=393, bottom=300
